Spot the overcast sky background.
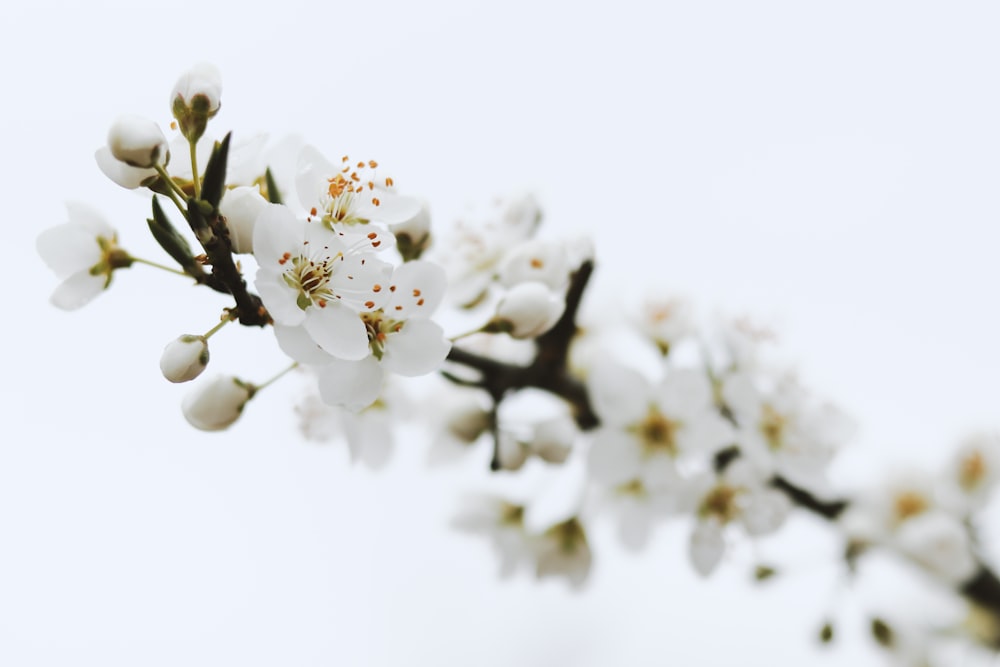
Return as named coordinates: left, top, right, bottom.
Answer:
left=4, top=1, right=1000, bottom=665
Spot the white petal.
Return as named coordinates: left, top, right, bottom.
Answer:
left=294, top=144, right=335, bottom=209
left=381, top=319, right=451, bottom=377
left=585, top=359, right=650, bottom=426
left=317, top=357, right=384, bottom=411
left=95, top=146, right=155, bottom=189
left=689, top=519, right=725, bottom=577
left=65, top=201, right=115, bottom=239
left=252, top=204, right=302, bottom=266
left=721, top=372, right=762, bottom=424
left=50, top=271, right=106, bottom=310
left=255, top=273, right=306, bottom=326
left=304, top=303, right=370, bottom=360
left=586, top=430, right=642, bottom=486
left=676, top=410, right=735, bottom=455
left=617, top=499, right=653, bottom=552
left=385, top=260, right=447, bottom=319
left=36, top=224, right=102, bottom=278
left=741, top=490, right=791, bottom=536
left=659, top=368, right=713, bottom=419
left=363, top=190, right=422, bottom=225
left=274, top=324, right=335, bottom=365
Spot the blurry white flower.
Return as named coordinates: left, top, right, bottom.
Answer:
left=636, top=294, right=696, bottom=355
left=182, top=375, right=253, bottom=431
left=945, top=432, right=1000, bottom=510
left=159, top=335, right=209, bottom=383
left=107, top=114, right=168, bottom=168
left=491, top=281, right=565, bottom=339
left=36, top=202, right=125, bottom=310
left=451, top=496, right=534, bottom=578
left=171, top=62, right=222, bottom=136
left=498, top=238, right=571, bottom=291
left=534, top=516, right=592, bottom=589
left=586, top=361, right=732, bottom=487
left=894, top=510, right=977, bottom=584
left=685, top=460, right=791, bottom=577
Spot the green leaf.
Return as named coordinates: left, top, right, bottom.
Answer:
left=265, top=167, right=283, bottom=204
left=148, top=196, right=203, bottom=276
left=200, top=131, right=231, bottom=210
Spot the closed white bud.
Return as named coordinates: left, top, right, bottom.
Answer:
left=492, top=281, right=565, bottom=339
left=182, top=375, right=253, bottom=431
left=172, top=62, right=222, bottom=115
left=107, top=115, right=168, bottom=169
left=171, top=63, right=222, bottom=142
left=219, top=186, right=267, bottom=254
left=160, top=335, right=209, bottom=383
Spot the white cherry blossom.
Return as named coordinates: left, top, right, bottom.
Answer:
left=37, top=202, right=124, bottom=310
left=296, top=145, right=421, bottom=231
left=586, top=361, right=733, bottom=487
left=253, top=203, right=392, bottom=361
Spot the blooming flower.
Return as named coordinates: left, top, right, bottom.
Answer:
left=37, top=202, right=127, bottom=310
left=585, top=361, right=733, bottom=487
left=253, top=203, right=392, bottom=361
left=685, top=460, right=791, bottom=577
left=296, top=145, right=421, bottom=231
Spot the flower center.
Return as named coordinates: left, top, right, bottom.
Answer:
left=310, top=156, right=395, bottom=229
left=280, top=243, right=343, bottom=310
left=959, top=450, right=987, bottom=491
left=361, top=310, right=404, bottom=359
left=699, top=484, right=743, bottom=524
left=893, top=491, right=929, bottom=523
left=635, top=407, right=679, bottom=456
left=759, top=403, right=787, bottom=451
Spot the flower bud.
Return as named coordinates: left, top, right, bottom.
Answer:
left=219, top=186, right=267, bottom=254
left=160, top=335, right=209, bottom=383
left=172, top=62, right=222, bottom=142
left=393, top=199, right=432, bottom=262
left=182, top=375, right=253, bottom=431
left=107, top=115, right=168, bottom=169
left=529, top=416, right=576, bottom=464
left=491, top=281, right=565, bottom=339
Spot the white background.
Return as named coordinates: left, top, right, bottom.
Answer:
left=3, top=1, right=1000, bottom=665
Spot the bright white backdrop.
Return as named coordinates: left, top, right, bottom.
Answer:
left=3, top=1, right=1000, bottom=665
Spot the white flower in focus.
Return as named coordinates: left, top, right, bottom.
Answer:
left=182, top=375, right=253, bottom=431
left=585, top=361, right=733, bottom=487
left=95, top=115, right=168, bottom=189
left=314, top=261, right=451, bottom=410
left=491, top=281, right=565, bottom=339
left=37, top=202, right=126, bottom=310
left=159, top=335, right=209, bottom=383
left=219, top=185, right=268, bottom=254
left=296, top=145, right=421, bottom=231
left=253, top=204, right=392, bottom=361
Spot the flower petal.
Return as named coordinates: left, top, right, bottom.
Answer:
left=50, top=270, right=107, bottom=310
left=587, top=430, right=642, bottom=486
left=274, top=324, right=334, bottom=365
left=317, top=357, right=384, bottom=411
left=385, top=260, right=447, bottom=319
left=304, top=303, right=369, bottom=360
left=381, top=319, right=451, bottom=377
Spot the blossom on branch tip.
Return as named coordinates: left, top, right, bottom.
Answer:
left=171, top=62, right=222, bottom=142
left=36, top=202, right=128, bottom=310
left=182, top=375, right=253, bottom=431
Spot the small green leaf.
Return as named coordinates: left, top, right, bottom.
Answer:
left=148, top=197, right=203, bottom=277
left=200, top=132, right=231, bottom=210
left=265, top=167, right=283, bottom=204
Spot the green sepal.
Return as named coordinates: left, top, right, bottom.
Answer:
left=265, top=167, right=283, bottom=204
left=200, top=132, right=231, bottom=210
left=185, top=197, right=215, bottom=246
left=148, top=196, right=204, bottom=277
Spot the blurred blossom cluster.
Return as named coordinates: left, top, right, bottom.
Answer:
left=37, top=63, right=1000, bottom=665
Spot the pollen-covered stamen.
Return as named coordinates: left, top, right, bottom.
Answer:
left=361, top=310, right=406, bottom=360
left=631, top=406, right=680, bottom=457
left=699, top=484, right=744, bottom=524
left=315, top=154, right=393, bottom=228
